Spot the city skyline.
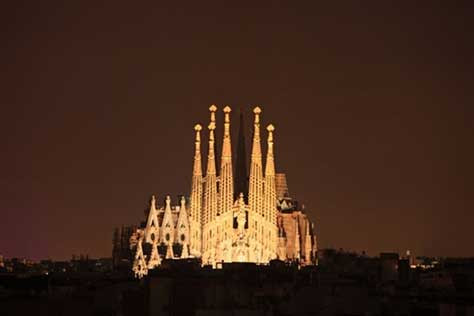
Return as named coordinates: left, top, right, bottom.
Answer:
left=2, top=2, right=473, bottom=260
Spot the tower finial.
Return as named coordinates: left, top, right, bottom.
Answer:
left=194, top=124, right=202, bottom=145
left=253, top=106, right=261, bottom=124
left=267, top=124, right=274, bottom=143
left=208, top=106, right=216, bottom=141
left=223, top=106, right=231, bottom=123
left=209, top=104, right=217, bottom=124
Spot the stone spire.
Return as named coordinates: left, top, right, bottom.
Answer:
left=248, top=106, right=264, bottom=216
left=177, top=196, right=190, bottom=258
left=264, top=124, right=277, bottom=224
left=219, top=106, right=234, bottom=215
left=145, top=195, right=160, bottom=243
left=190, top=124, right=203, bottom=255
left=234, top=109, right=248, bottom=201
left=162, top=195, right=174, bottom=259
left=204, top=105, right=218, bottom=224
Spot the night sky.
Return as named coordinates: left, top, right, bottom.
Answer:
left=2, top=2, right=473, bottom=260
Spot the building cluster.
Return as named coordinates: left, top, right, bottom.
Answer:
left=2, top=251, right=473, bottom=315
left=0, top=255, right=112, bottom=275
left=130, top=106, right=318, bottom=278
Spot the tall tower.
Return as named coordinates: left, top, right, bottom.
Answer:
left=190, top=124, right=202, bottom=255
left=234, top=109, right=248, bottom=201
left=264, top=124, right=277, bottom=224
left=248, top=106, right=263, bottom=216
left=219, top=106, right=234, bottom=215
left=203, top=105, right=218, bottom=263
left=204, top=105, right=218, bottom=223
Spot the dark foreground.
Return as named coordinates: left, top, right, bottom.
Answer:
left=1, top=257, right=474, bottom=316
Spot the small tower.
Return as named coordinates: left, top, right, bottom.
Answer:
left=176, top=196, right=190, bottom=258
left=132, top=231, right=148, bottom=278
left=148, top=237, right=161, bottom=269
left=161, top=196, right=175, bottom=259
left=144, top=195, right=160, bottom=244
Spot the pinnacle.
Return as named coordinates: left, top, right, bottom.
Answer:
left=223, top=105, right=231, bottom=113
left=253, top=106, right=261, bottom=114
left=209, top=104, right=217, bottom=112
left=194, top=124, right=202, bottom=131
left=267, top=124, right=275, bottom=132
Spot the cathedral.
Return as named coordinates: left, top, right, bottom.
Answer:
left=131, top=106, right=318, bottom=278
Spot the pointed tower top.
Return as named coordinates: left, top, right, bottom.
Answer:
left=209, top=104, right=217, bottom=124
left=194, top=124, right=202, bottom=143
left=208, top=106, right=216, bottom=132
left=267, top=124, right=275, bottom=143
left=149, top=195, right=157, bottom=212
left=165, top=195, right=171, bottom=209
left=223, top=106, right=231, bottom=135
left=180, top=196, right=186, bottom=208
left=253, top=106, right=261, bottom=124
left=223, top=106, right=231, bottom=124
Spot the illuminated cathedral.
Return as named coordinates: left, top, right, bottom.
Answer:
left=131, top=106, right=317, bottom=278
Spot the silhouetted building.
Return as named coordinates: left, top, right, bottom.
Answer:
left=112, top=225, right=136, bottom=271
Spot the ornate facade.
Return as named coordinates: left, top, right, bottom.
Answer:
left=131, top=106, right=317, bottom=278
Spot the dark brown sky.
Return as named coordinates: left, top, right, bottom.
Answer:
left=2, top=2, right=473, bottom=260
